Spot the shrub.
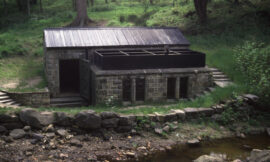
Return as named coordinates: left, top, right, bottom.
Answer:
left=234, top=41, right=270, bottom=106
left=119, top=15, right=125, bottom=23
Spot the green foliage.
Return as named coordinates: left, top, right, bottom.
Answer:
left=220, top=107, right=241, bottom=125
left=234, top=42, right=270, bottom=105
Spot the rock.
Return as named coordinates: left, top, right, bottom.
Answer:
left=155, top=113, right=165, bottom=123
left=248, top=127, right=265, bottom=135
left=43, top=124, right=54, bottom=132
left=243, top=94, right=259, bottom=103
left=118, top=115, right=136, bottom=126
left=19, top=108, right=55, bottom=129
left=266, top=128, right=270, bottom=136
left=170, top=109, right=185, bottom=120
left=23, top=126, right=31, bottom=131
left=55, top=112, right=73, bottom=126
left=0, top=114, right=19, bottom=123
left=164, top=113, right=177, bottom=122
left=187, top=139, right=200, bottom=146
left=125, top=152, right=135, bottom=158
left=32, top=133, right=44, bottom=140
left=211, top=114, right=222, bottom=122
left=232, top=159, right=242, bottom=162
left=70, top=139, right=82, bottom=147
left=0, top=125, right=7, bottom=134
left=59, top=153, right=69, bottom=159
left=194, top=155, right=224, bottom=162
left=101, top=118, right=119, bottom=128
left=154, top=128, right=163, bottom=135
left=9, top=129, right=26, bottom=139
left=137, top=146, right=147, bottom=151
left=100, top=112, right=119, bottom=119
left=2, top=122, right=23, bottom=130
left=25, top=151, right=32, bottom=156
left=162, top=125, right=170, bottom=132
left=3, top=136, right=14, bottom=143
left=45, top=132, right=55, bottom=139
left=115, top=125, right=132, bottom=133
left=74, top=110, right=101, bottom=130
left=249, top=149, right=270, bottom=162
left=56, top=129, right=68, bottom=137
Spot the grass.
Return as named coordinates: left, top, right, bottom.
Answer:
left=0, top=0, right=269, bottom=112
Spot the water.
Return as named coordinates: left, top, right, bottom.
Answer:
left=138, top=134, right=270, bottom=162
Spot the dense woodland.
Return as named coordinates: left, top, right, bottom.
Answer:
left=0, top=0, right=269, bottom=107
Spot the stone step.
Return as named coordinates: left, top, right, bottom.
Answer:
left=0, top=99, right=13, bottom=104
left=4, top=101, right=16, bottom=105
left=214, top=81, right=233, bottom=88
left=212, top=75, right=228, bottom=79
left=208, top=87, right=216, bottom=92
left=50, top=96, right=85, bottom=104
left=0, top=91, right=7, bottom=96
left=209, top=68, right=220, bottom=72
left=0, top=96, right=10, bottom=100
left=212, top=71, right=223, bottom=75
left=50, top=102, right=88, bottom=107
left=214, top=78, right=230, bottom=81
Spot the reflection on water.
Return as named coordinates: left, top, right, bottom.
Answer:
left=139, top=134, right=270, bottom=162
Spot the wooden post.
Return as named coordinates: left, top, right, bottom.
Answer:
left=175, top=77, right=180, bottom=100
left=131, top=78, right=136, bottom=103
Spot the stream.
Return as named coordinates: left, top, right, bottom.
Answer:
left=136, top=133, right=270, bottom=162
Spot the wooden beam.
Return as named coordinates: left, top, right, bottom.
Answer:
left=119, top=50, right=129, bottom=56
left=143, top=50, right=156, bottom=55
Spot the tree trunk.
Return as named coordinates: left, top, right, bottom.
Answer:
left=69, top=0, right=92, bottom=27
left=90, top=0, right=94, bottom=6
left=194, top=0, right=208, bottom=23
left=39, top=0, right=43, bottom=12
left=105, top=0, right=108, bottom=3
left=149, top=0, right=153, bottom=5
left=27, top=0, right=31, bottom=16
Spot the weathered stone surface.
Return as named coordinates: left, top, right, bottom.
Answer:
left=23, top=126, right=31, bottom=131
left=2, top=122, right=23, bottom=130
left=74, top=110, right=101, bottom=130
left=9, top=129, right=26, bottom=139
left=102, top=118, right=119, bottom=128
left=19, top=108, right=55, bottom=129
left=164, top=113, right=177, bottom=122
left=55, top=112, right=73, bottom=126
left=70, top=139, right=82, bottom=147
left=118, top=115, right=136, bottom=126
left=100, top=112, right=119, bottom=119
left=115, top=125, right=132, bottom=133
left=194, top=155, right=224, bottom=162
left=187, top=139, right=200, bottom=146
left=0, top=114, right=19, bottom=123
left=56, top=129, right=68, bottom=137
left=32, top=133, right=44, bottom=140
left=170, top=109, right=185, bottom=120
left=0, top=125, right=7, bottom=134
left=243, top=94, right=259, bottom=103
left=184, top=107, right=199, bottom=117
left=184, top=107, right=214, bottom=117
left=45, top=132, right=55, bottom=138
left=249, top=149, right=270, bottom=162
left=162, top=125, right=170, bottom=132
left=154, top=128, right=163, bottom=135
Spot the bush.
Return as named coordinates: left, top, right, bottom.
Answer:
left=234, top=41, right=270, bottom=106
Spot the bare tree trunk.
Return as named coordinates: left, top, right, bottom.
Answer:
left=194, top=0, right=208, bottom=23
left=27, top=0, right=31, bottom=16
left=39, top=0, right=43, bottom=12
left=90, top=0, right=94, bottom=6
left=69, top=0, right=92, bottom=27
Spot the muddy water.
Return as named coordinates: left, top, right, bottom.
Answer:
left=139, top=134, right=270, bottom=162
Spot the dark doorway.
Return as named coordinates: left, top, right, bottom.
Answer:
left=123, top=78, right=131, bottom=101
left=180, top=77, right=188, bottom=98
left=167, top=78, right=176, bottom=99
left=136, top=78, right=145, bottom=101
left=59, top=59, right=80, bottom=93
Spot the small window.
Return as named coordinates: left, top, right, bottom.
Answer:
left=180, top=77, right=188, bottom=98
left=123, top=78, right=131, bottom=101
left=167, top=77, right=176, bottom=99
left=136, top=78, right=145, bottom=101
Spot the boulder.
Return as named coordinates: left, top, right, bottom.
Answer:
left=170, top=109, right=185, bottom=120
left=74, top=110, right=101, bottom=130
left=118, top=115, right=136, bottom=126
left=154, top=128, right=163, bottom=135
left=187, top=139, right=200, bottom=146
left=31, top=133, right=44, bottom=140
left=164, top=113, right=177, bottom=122
left=0, top=114, right=19, bottom=123
left=100, top=112, right=119, bottom=119
left=55, top=112, right=73, bottom=126
left=243, top=94, right=259, bottom=103
left=249, top=149, right=270, bottom=162
left=56, top=129, right=68, bottom=137
left=23, top=126, right=31, bottom=131
left=2, top=122, right=23, bottom=130
left=102, top=118, right=119, bottom=128
left=0, top=125, right=7, bottom=134
left=194, top=155, right=224, bottom=162
left=115, top=125, right=132, bottom=133
left=9, top=129, right=26, bottom=139
left=19, top=108, right=55, bottom=129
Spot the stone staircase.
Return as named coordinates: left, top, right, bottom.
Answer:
left=209, top=68, right=233, bottom=88
left=0, top=91, right=20, bottom=108
left=50, top=96, right=88, bottom=107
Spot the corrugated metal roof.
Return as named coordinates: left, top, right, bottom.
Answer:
left=44, top=27, right=190, bottom=48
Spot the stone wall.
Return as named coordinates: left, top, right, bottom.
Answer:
left=8, top=88, right=50, bottom=107
left=92, top=66, right=213, bottom=104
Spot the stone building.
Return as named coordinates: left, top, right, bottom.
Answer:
left=44, top=27, right=213, bottom=106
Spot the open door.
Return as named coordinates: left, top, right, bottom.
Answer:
left=79, top=59, right=91, bottom=104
